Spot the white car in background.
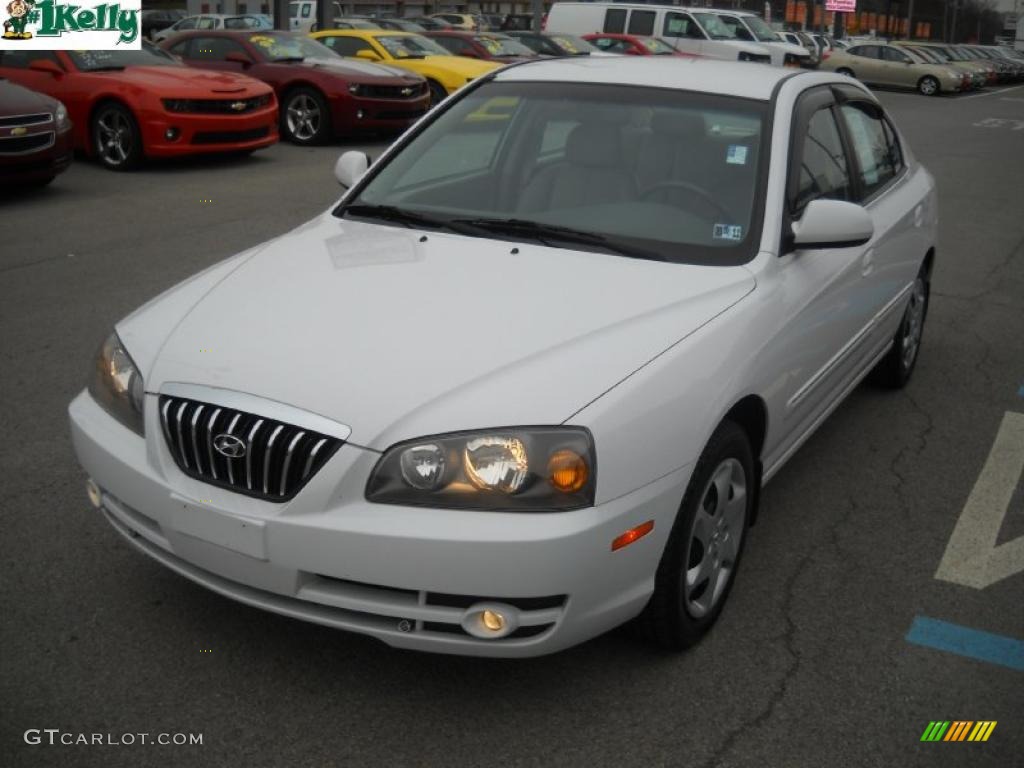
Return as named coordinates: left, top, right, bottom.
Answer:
left=545, top=2, right=775, bottom=62
left=700, top=8, right=814, bottom=67
left=289, top=1, right=346, bottom=32
left=153, top=14, right=271, bottom=43
left=70, top=57, right=937, bottom=657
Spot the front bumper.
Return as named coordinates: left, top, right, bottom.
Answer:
left=330, top=93, right=430, bottom=136
left=69, top=390, right=689, bottom=657
left=0, top=125, right=72, bottom=183
left=139, top=104, right=279, bottom=156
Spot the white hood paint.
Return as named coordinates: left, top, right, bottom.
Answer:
left=128, top=215, right=755, bottom=449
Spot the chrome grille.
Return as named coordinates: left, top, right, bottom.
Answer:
left=159, top=395, right=342, bottom=501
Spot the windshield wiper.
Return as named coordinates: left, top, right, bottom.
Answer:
left=451, top=217, right=660, bottom=260
left=343, top=204, right=476, bottom=235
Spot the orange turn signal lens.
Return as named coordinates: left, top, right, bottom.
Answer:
left=547, top=449, right=589, bottom=493
left=611, top=520, right=654, bottom=551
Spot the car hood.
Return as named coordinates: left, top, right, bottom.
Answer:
left=289, top=55, right=424, bottom=82
left=109, top=66, right=271, bottom=95
left=128, top=216, right=755, bottom=449
left=0, top=79, right=57, bottom=114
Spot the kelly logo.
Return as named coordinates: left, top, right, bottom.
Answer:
left=920, top=721, right=997, bottom=742
left=2, top=0, right=140, bottom=49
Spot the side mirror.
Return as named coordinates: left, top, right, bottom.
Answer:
left=356, top=49, right=381, bottom=61
left=335, top=150, right=370, bottom=187
left=225, top=51, right=253, bottom=66
left=791, top=199, right=873, bottom=249
left=29, top=59, right=63, bottom=76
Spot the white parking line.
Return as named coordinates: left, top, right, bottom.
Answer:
left=935, top=411, right=1024, bottom=589
left=959, top=85, right=1024, bottom=100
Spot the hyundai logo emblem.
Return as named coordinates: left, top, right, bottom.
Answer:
left=213, top=434, right=246, bottom=458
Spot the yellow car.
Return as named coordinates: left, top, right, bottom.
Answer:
left=309, top=29, right=501, bottom=105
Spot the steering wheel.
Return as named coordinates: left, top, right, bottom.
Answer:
left=640, top=181, right=732, bottom=222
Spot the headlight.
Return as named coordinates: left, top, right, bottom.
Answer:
left=55, top=101, right=70, bottom=130
left=348, top=83, right=363, bottom=96
left=88, top=332, right=145, bottom=436
left=366, top=427, right=596, bottom=511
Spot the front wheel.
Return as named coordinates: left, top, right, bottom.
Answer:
left=427, top=79, right=448, bottom=108
left=640, top=420, right=754, bottom=650
left=918, top=76, right=940, bottom=96
left=282, top=87, right=330, bottom=145
left=870, top=270, right=930, bottom=388
left=92, top=102, right=143, bottom=171
left=836, top=67, right=855, bottom=78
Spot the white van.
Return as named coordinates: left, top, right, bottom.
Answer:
left=700, top=8, right=814, bottom=67
left=289, top=1, right=346, bottom=33
left=545, top=2, right=773, bottom=63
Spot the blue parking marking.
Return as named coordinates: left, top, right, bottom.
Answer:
left=906, top=616, right=1024, bottom=672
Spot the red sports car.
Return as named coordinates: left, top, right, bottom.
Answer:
left=161, top=31, right=430, bottom=144
left=0, top=47, right=277, bottom=170
left=0, top=79, right=73, bottom=187
left=582, top=33, right=701, bottom=58
left=425, top=30, right=540, bottom=63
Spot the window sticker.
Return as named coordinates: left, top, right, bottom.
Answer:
left=726, top=145, right=748, bottom=165
left=713, top=224, right=743, bottom=241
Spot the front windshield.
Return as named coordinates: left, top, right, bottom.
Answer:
left=745, top=16, right=780, bottom=42
left=340, top=82, right=767, bottom=266
left=68, top=48, right=180, bottom=70
left=375, top=34, right=450, bottom=58
left=642, top=37, right=677, bottom=54
left=248, top=32, right=337, bottom=60
left=693, top=14, right=735, bottom=40
left=475, top=34, right=535, bottom=57
left=548, top=35, right=599, bottom=54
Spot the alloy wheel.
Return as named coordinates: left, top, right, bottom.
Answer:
left=684, top=458, right=747, bottom=618
left=286, top=94, right=321, bottom=142
left=901, top=277, right=927, bottom=371
left=96, top=110, right=133, bottom=167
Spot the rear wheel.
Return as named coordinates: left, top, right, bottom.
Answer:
left=640, top=420, right=754, bottom=650
left=870, top=267, right=930, bottom=388
left=918, top=76, right=940, bottom=96
left=92, top=102, right=143, bottom=171
left=282, top=87, right=330, bottom=145
left=836, top=67, right=855, bottom=77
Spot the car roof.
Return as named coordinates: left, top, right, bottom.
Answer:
left=318, top=29, right=416, bottom=38
left=494, top=56, right=801, bottom=101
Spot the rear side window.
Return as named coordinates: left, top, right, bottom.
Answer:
left=627, top=11, right=655, bottom=36
left=840, top=103, right=900, bottom=198
left=603, top=8, right=626, bottom=33
left=793, top=107, right=851, bottom=213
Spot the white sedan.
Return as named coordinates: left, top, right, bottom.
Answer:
left=70, top=58, right=937, bottom=657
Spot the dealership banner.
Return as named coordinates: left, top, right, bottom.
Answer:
left=1, top=0, right=141, bottom=49
left=825, top=0, right=856, bottom=12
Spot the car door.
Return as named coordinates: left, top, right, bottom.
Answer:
left=833, top=86, right=926, bottom=353
left=880, top=45, right=916, bottom=89
left=758, top=86, right=882, bottom=466
left=847, top=45, right=885, bottom=84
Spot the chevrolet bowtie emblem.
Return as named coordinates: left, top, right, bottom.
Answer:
left=231, top=101, right=247, bottom=111
left=11, top=126, right=28, bottom=136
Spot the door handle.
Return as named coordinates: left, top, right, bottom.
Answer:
left=913, top=205, right=923, bottom=228
left=861, top=248, right=874, bottom=277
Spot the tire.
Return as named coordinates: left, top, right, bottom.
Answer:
left=640, top=420, right=755, bottom=650
left=28, top=176, right=56, bottom=187
left=836, top=67, right=855, bottom=77
left=427, top=79, right=448, bottom=107
left=91, top=102, right=143, bottom=171
left=281, top=87, right=331, bottom=145
left=917, top=76, right=940, bottom=96
left=869, top=267, right=930, bottom=388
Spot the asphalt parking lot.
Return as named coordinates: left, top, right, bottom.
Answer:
left=2, top=84, right=1023, bottom=768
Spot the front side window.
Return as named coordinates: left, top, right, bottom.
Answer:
left=745, top=15, right=780, bottom=42
left=177, top=17, right=197, bottom=30
left=793, top=107, right=851, bottom=213
left=692, top=14, right=734, bottom=40
left=840, top=103, right=900, bottom=198
left=321, top=35, right=373, bottom=57
left=882, top=47, right=910, bottom=63
left=340, top=82, right=768, bottom=266
left=718, top=16, right=753, bottom=41
left=375, top=34, right=449, bottom=58
left=664, top=12, right=704, bottom=40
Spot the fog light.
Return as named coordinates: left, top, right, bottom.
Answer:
left=461, top=602, right=519, bottom=639
left=165, top=127, right=179, bottom=141
left=85, top=478, right=101, bottom=509
left=356, top=109, right=365, bottom=120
